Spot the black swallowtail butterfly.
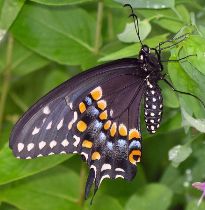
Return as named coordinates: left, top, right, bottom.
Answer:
left=9, top=4, right=204, bottom=201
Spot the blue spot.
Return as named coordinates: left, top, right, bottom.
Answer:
left=85, top=97, right=92, bottom=106
left=107, top=141, right=113, bottom=150
left=89, top=107, right=99, bottom=117
left=117, top=139, right=126, bottom=147
left=129, top=140, right=141, bottom=149
left=98, top=132, right=106, bottom=142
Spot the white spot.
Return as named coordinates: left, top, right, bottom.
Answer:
left=57, top=118, right=64, bottom=130
left=49, top=140, right=57, bottom=148
left=46, top=121, right=52, bottom=130
left=61, top=139, right=69, bottom=147
left=151, top=130, right=156, bottom=133
left=150, top=119, right=154, bottom=123
left=73, top=135, right=80, bottom=147
left=73, top=151, right=78, bottom=154
left=158, top=118, right=160, bottom=122
left=146, top=97, right=149, bottom=101
left=147, top=80, right=150, bottom=86
left=158, top=111, right=162, bottom=115
left=73, top=111, right=78, bottom=122
left=68, top=112, right=78, bottom=130
left=42, top=118, right=46, bottom=124
left=68, top=102, right=73, bottom=110
left=99, top=174, right=110, bottom=185
left=27, top=143, right=34, bottom=151
left=81, top=152, right=88, bottom=161
left=115, top=168, right=125, bottom=172
left=150, top=112, right=155, bottom=116
left=145, top=119, right=148, bottom=122
left=32, top=127, right=40, bottom=135
left=37, top=154, right=43, bottom=157
left=151, top=90, right=155, bottom=95
left=153, top=97, right=156, bottom=102
left=145, top=104, right=148, bottom=108
left=26, top=156, right=31, bottom=159
left=149, top=84, right=153, bottom=88
left=115, top=175, right=124, bottom=179
left=101, top=164, right=111, bottom=172
left=39, top=141, right=46, bottom=150
left=140, top=55, right=143, bottom=60
left=60, top=151, right=66, bottom=154
left=151, top=126, right=155, bottom=130
left=18, top=143, right=24, bottom=152
left=48, top=152, right=54, bottom=156
left=160, top=104, right=163, bottom=108
left=110, top=109, right=113, bottom=117
left=157, top=124, right=160, bottom=128
left=145, top=111, right=148, bottom=115
left=43, top=106, right=50, bottom=115
left=152, top=105, right=156, bottom=109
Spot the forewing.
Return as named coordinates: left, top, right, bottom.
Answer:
left=9, top=58, right=146, bottom=197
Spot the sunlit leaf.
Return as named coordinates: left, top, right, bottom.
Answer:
left=118, top=19, right=151, bottom=43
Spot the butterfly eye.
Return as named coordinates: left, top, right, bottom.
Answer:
left=142, top=45, right=150, bottom=53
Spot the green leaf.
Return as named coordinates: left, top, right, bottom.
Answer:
left=0, top=144, right=69, bottom=185
left=181, top=35, right=205, bottom=75
left=88, top=195, right=124, bottom=210
left=0, top=0, right=25, bottom=37
left=168, top=144, right=192, bottom=167
left=118, top=19, right=151, bottom=43
left=186, top=201, right=205, bottom=210
left=114, top=0, right=175, bottom=8
left=99, top=34, right=168, bottom=61
left=11, top=3, right=97, bottom=68
left=0, top=39, right=49, bottom=76
left=137, top=7, right=185, bottom=33
left=168, top=57, right=204, bottom=118
left=125, top=184, right=173, bottom=210
left=30, top=0, right=93, bottom=5
left=181, top=109, right=205, bottom=133
left=0, top=166, right=81, bottom=210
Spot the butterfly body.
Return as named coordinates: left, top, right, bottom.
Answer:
left=10, top=45, right=165, bottom=198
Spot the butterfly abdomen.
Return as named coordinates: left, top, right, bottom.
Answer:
left=144, top=81, right=163, bottom=134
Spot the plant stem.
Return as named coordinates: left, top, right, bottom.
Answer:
left=0, top=34, right=13, bottom=135
left=94, top=0, right=104, bottom=55
left=77, top=162, right=87, bottom=207
left=108, top=11, right=114, bottom=41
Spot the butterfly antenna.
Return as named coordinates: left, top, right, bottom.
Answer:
left=124, top=4, right=143, bottom=45
left=163, top=78, right=205, bottom=109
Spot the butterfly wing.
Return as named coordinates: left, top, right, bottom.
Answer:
left=9, top=58, right=146, bottom=198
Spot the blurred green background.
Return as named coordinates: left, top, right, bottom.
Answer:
left=0, top=0, right=205, bottom=209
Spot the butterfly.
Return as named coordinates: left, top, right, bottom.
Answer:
left=9, top=4, right=204, bottom=200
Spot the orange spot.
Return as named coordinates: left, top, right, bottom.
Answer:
left=129, top=129, right=141, bottom=140
left=77, top=121, right=87, bottom=132
left=82, top=140, right=93, bottom=148
left=90, top=87, right=102, bottom=101
left=91, top=151, right=101, bottom=160
left=99, top=110, right=108, bottom=120
left=104, top=120, right=111, bottom=130
left=97, top=100, right=107, bottom=110
left=79, top=102, right=86, bottom=113
left=129, top=150, right=141, bottom=165
left=119, top=124, right=127, bottom=136
left=110, top=122, right=117, bottom=137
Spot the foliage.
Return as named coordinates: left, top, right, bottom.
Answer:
left=0, top=0, right=205, bottom=209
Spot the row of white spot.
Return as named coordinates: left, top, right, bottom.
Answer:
left=17, top=134, right=81, bottom=153
left=91, top=165, right=125, bottom=186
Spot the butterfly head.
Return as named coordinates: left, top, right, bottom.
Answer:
left=139, top=45, right=162, bottom=72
